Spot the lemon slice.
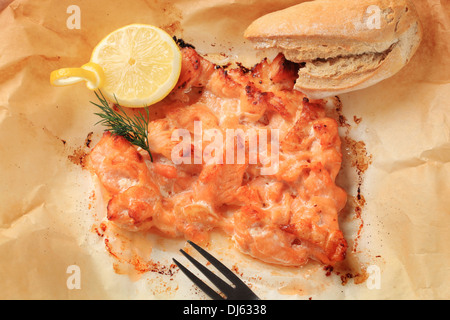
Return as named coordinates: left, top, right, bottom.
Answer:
left=50, top=24, right=182, bottom=108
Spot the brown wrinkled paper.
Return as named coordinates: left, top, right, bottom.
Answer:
left=0, top=0, right=448, bottom=299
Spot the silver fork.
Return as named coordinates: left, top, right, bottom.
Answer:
left=173, top=240, right=260, bottom=300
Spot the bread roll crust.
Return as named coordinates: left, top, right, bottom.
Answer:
left=244, top=0, right=422, bottom=98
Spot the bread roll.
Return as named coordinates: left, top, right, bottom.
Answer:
left=244, top=0, right=422, bottom=99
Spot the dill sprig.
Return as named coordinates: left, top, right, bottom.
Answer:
left=90, top=90, right=153, bottom=162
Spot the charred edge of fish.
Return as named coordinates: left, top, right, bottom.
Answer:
left=215, top=63, right=231, bottom=70
left=236, top=62, right=251, bottom=74
left=245, top=83, right=269, bottom=106
left=173, top=36, right=195, bottom=49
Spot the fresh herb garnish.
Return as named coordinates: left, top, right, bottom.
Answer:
left=90, top=90, right=153, bottom=162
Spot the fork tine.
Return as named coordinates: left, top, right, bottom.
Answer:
left=186, top=240, right=248, bottom=290
left=179, top=248, right=234, bottom=297
left=172, top=258, right=224, bottom=300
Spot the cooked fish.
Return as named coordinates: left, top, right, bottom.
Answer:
left=90, top=47, right=347, bottom=266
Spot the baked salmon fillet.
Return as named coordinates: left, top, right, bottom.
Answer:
left=90, top=46, right=348, bottom=266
